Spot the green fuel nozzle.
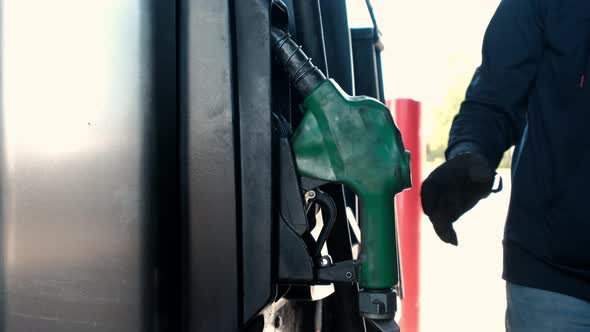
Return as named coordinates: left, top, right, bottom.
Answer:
left=271, top=28, right=411, bottom=323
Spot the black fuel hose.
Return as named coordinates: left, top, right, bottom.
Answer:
left=270, top=27, right=326, bottom=97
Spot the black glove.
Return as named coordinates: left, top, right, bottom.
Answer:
left=421, top=152, right=497, bottom=245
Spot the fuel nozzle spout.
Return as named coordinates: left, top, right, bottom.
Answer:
left=270, top=27, right=326, bottom=97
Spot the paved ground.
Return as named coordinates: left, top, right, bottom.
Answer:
left=418, top=169, right=511, bottom=332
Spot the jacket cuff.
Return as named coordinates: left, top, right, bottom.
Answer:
left=445, top=142, right=485, bottom=161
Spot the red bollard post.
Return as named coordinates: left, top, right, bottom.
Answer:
left=391, top=99, right=422, bottom=332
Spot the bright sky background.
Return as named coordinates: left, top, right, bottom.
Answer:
left=347, top=0, right=500, bottom=136
left=347, top=2, right=510, bottom=331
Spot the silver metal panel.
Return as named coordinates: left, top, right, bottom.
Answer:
left=1, top=1, right=153, bottom=330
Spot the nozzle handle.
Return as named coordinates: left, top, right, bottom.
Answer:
left=358, top=193, right=398, bottom=290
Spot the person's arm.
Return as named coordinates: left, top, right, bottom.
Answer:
left=422, top=0, right=546, bottom=245
left=447, top=0, right=546, bottom=167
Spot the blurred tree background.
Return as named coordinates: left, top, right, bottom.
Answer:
left=351, top=0, right=512, bottom=168
left=424, top=58, right=513, bottom=169
left=425, top=71, right=468, bottom=164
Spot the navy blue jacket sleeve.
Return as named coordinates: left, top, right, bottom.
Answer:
left=446, top=0, right=545, bottom=168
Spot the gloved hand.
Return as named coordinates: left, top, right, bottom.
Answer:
left=421, top=152, right=497, bottom=245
